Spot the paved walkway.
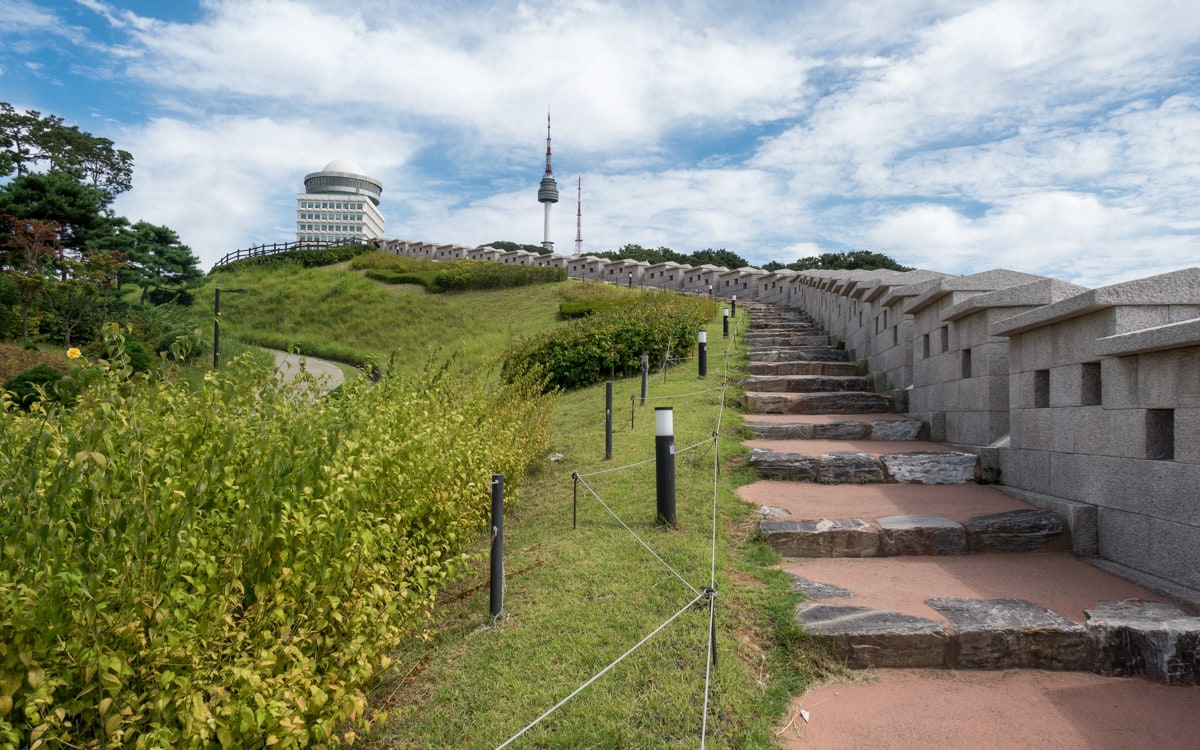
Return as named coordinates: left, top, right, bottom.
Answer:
left=269, top=349, right=346, bottom=395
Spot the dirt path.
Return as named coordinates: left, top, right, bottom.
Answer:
left=268, top=349, right=346, bottom=395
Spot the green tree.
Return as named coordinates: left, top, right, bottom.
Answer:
left=0, top=170, right=117, bottom=255
left=784, top=250, right=912, bottom=272
left=0, top=102, right=134, bottom=199
left=689, top=247, right=748, bottom=269
left=122, top=221, right=203, bottom=304
left=0, top=215, right=60, bottom=344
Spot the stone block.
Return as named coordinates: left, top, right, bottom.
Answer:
left=964, top=509, right=1064, bottom=552
left=1136, top=349, right=1200, bottom=407
left=759, top=518, right=880, bottom=557
left=744, top=422, right=815, bottom=440
left=1009, top=371, right=1040, bottom=410
left=881, top=451, right=979, bottom=484
left=1000, top=487, right=1098, bottom=557
left=877, top=515, right=966, bottom=556
left=813, top=421, right=870, bottom=439
left=749, top=448, right=819, bottom=481
left=787, top=574, right=853, bottom=600
left=1087, top=599, right=1200, bottom=684
left=1049, top=453, right=1200, bottom=525
left=1050, top=363, right=1087, bottom=407
left=796, top=603, right=949, bottom=668
left=1178, top=408, right=1200, bottom=464
left=870, top=418, right=925, bottom=441
left=1010, top=408, right=1055, bottom=452
left=928, top=597, right=1093, bottom=670
left=819, top=451, right=886, bottom=483
left=1101, top=356, right=1140, bottom=409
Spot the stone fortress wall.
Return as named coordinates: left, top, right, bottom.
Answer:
left=377, top=238, right=1200, bottom=607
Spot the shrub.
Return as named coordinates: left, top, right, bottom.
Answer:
left=356, top=254, right=566, bottom=293
left=2, top=363, right=66, bottom=409
left=211, top=244, right=374, bottom=273
left=0, top=334, right=554, bottom=747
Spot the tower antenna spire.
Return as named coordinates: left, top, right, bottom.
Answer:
left=574, top=176, right=583, bottom=257
left=537, top=110, right=559, bottom=251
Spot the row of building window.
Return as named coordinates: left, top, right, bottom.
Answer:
left=299, top=200, right=364, bottom=211
left=299, top=234, right=361, bottom=243
left=299, top=212, right=362, bottom=222
left=299, top=224, right=363, bottom=234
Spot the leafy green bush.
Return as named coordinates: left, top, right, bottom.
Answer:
left=211, top=244, right=374, bottom=273
left=363, top=268, right=443, bottom=291
left=502, top=293, right=716, bottom=391
left=558, top=297, right=638, bottom=319
left=349, top=253, right=440, bottom=273
left=2, top=363, right=66, bottom=410
left=0, top=329, right=554, bottom=747
left=355, top=254, right=566, bottom=293
left=103, top=336, right=153, bottom=372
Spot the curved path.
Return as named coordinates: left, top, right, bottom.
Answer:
left=269, top=349, right=346, bottom=395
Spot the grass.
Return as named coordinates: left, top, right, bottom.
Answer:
left=359, top=315, right=837, bottom=749
left=0, top=342, right=71, bottom=382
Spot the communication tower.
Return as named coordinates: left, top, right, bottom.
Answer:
left=574, top=176, right=583, bottom=257
left=537, top=112, right=559, bottom=251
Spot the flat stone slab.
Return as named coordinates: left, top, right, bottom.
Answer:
left=870, top=418, right=925, bottom=441
left=746, top=361, right=862, bottom=377
left=928, top=597, right=1093, bottom=670
left=815, top=421, right=872, bottom=440
left=881, top=451, right=978, bottom=484
left=1087, top=599, right=1200, bottom=684
left=749, top=348, right=849, bottom=363
left=744, top=421, right=819, bottom=439
left=760, top=518, right=880, bottom=557
left=878, top=514, right=966, bottom=556
left=787, top=574, right=854, bottom=600
left=749, top=448, right=819, bottom=480
left=744, top=391, right=893, bottom=415
left=742, top=375, right=872, bottom=393
left=755, top=505, right=790, bottom=519
left=965, top=509, right=1064, bottom=552
left=819, top=451, right=885, bottom=483
left=797, top=603, right=948, bottom=667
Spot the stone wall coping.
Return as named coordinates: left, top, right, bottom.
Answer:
left=879, top=278, right=946, bottom=309
left=903, top=269, right=1049, bottom=315
left=861, top=270, right=953, bottom=302
left=943, top=278, right=1089, bottom=323
left=1094, top=317, right=1200, bottom=356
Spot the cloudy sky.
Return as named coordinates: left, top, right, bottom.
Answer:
left=2, top=0, right=1198, bottom=285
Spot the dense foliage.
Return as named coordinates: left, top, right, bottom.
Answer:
left=761, top=250, right=912, bottom=272
left=592, top=244, right=749, bottom=270
left=0, top=330, right=554, bottom=747
left=211, top=244, right=375, bottom=273
left=352, top=252, right=565, bottom=292
left=501, top=292, right=716, bottom=391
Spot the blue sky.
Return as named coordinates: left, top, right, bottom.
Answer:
left=2, top=0, right=1199, bottom=284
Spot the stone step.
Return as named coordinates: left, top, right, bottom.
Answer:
left=746, top=360, right=862, bottom=377
left=744, top=415, right=926, bottom=440
left=758, top=509, right=1065, bottom=557
left=742, top=374, right=872, bottom=393
left=781, top=556, right=1200, bottom=681
left=750, top=347, right=849, bottom=363
left=749, top=444, right=978, bottom=484
left=742, top=333, right=831, bottom=347
left=744, top=390, right=893, bottom=414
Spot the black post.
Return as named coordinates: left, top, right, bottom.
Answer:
left=605, top=381, right=613, bottom=460
left=731, top=295, right=737, bottom=317
left=628, top=271, right=633, bottom=287
left=213, top=288, right=221, bottom=370
left=630, top=394, right=636, bottom=430
left=572, top=473, right=579, bottom=529
left=723, top=308, right=729, bottom=338
left=698, top=330, right=708, bottom=378
left=655, top=407, right=676, bottom=527
left=640, top=352, right=649, bottom=405
left=490, top=473, right=504, bottom=620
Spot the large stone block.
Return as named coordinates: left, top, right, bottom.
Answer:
left=819, top=451, right=886, bottom=482
left=877, top=515, right=966, bottom=556
left=748, top=448, right=819, bottom=480
left=964, top=509, right=1064, bottom=552
left=796, top=603, right=949, bottom=667
left=760, top=519, right=880, bottom=557
left=881, top=451, right=979, bottom=484
left=787, top=574, right=854, bottom=600
left=1087, top=599, right=1200, bottom=684
left=870, top=418, right=925, bottom=441
left=928, top=597, right=1093, bottom=670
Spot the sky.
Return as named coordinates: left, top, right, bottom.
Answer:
left=1, top=0, right=1198, bottom=285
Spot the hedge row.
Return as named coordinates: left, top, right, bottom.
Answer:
left=0, top=330, right=553, bottom=747
left=501, top=293, right=716, bottom=391
left=354, top=253, right=566, bottom=293
left=211, top=244, right=374, bottom=273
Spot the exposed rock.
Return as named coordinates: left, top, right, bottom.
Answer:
left=787, top=574, right=853, bottom=600
left=759, top=518, right=880, bottom=557
left=964, top=509, right=1064, bottom=552
left=819, top=451, right=885, bottom=483
left=813, top=421, right=870, bottom=440
left=749, top=348, right=849, bottom=364
left=749, top=448, right=819, bottom=480
left=881, top=451, right=978, bottom=484
left=877, top=515, right=966, bottom=556
left=744, top=422, right=815, bottom=440
left=743, top=375, right=873, bottom=393
left=755, top=505, right=790, bottom=519
left=870, top=419, right=925, bottom=441
left=796, top=603, right=949, bottom=667
left=927, top=597, right=1093, bottom=670
left=744, top=391, right=893, bottom=415
left=1087, top=599, right=1200, bottom=685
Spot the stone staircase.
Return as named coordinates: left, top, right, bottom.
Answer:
left=738, top=302, right=1200, bottom=684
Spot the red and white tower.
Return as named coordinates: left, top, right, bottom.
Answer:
left=574, top=176, right=583, bottom=257
left=537, top=112, right=559, bottom=251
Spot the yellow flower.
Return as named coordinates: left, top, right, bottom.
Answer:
left=67, top=347, right=81, bottom=359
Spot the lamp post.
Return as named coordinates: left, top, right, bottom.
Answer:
left=213, top=288, right=249, bottom=369
left=628, top=271, right=633, bottom=287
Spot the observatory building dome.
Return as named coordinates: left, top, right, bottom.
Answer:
left=304, top=160, right=383, bottom=206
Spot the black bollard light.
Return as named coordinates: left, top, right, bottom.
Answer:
left=490, top=473, right=505, bottom=620
left=655, top=407, right=676, bottom=527
left=723, top=308, right=729, bottom=338
left=605, top=381, right=613, bottom=460
left=640, top=351, right=649, bottom=405
left=698, top=330, right=707, bottom=378
left=731, top=294, right=737, bottom=317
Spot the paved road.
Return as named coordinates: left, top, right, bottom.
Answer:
left=269, top=349, right=346, bottom=395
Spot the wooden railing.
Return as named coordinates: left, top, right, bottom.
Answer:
left=212, top=238, right=366, bottom=269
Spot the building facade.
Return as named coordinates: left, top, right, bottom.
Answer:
left=296, top=160, right=385, bottom=244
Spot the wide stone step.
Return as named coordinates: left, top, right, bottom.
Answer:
left=743, top=374, right=872, bottom=393
left=744, top=391, right=892, bottom=414
left=743, top=333, right=831, bottom=347
left=744, top=325, right=823, bottom=336
left=750, top=347, right=849, bottom=363
left=759, top=509, right=1064, bottom=557
left=746, top=361, right=862, bottom=377
left=750, top=447, right=978, bottom=484
left=744, top=416, right=926, bottom=440
left=795, top=596, right=1200, bottom=680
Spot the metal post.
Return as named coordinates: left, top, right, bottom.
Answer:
left=630, top=394, right=636, bottom=430
left=723, top=308, right=729, bottom=338
left=490, top=473, right=504, bottom=620
left=605, top=381, right=613, bottom=460
left=731, top=295, right=737, bottom=317
left=628, top=271, right=633, bottom=287
left=213, top=288, right=221, bottom=369
left=640, top=352, right=649, bottom=405
left=655, top=407, right=676, bottom=527
left=572, top=473, right=579, bottom=529
left=698, top=330, right=708, bottom=378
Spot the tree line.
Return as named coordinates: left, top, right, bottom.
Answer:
left=0, top=102, right=202, bottom=348
left=588, top=244, right=912, bottom=272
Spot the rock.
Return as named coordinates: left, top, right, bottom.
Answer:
left=742, top=375, right=873, bottom=393
left=749, top=348, right=849, bottom=364
left=927, top=597, right=1093, bottom=670
left=759, top=518, right=880, bottom=557
left=744, top=422, right=815, bottom=439
left=1087, top=599, right=1200, bottom=684
left=755, top=505, right=790, bottom=519
left=744, top=391, right=893, bottom=415
left=787, top=574, right=853, bottom=600
left=870, top=419, right=925, bottom=441
left=881, top=451, right=978, bottom=484
left=796, top=603, right=949, bottom=667
left=549, top=452, right=565, bottom=462
left=819, top=451, right=885, bottom=483
left=813, top=421, right=870, bottom=440
left=749, top=448, right=819, bottom=480
left=877, top=515, right=966, bottom=556
left=964, top=509, right=1064, bottom=552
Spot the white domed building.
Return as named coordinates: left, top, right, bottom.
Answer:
left=295, top=160, right=385, bottom=244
